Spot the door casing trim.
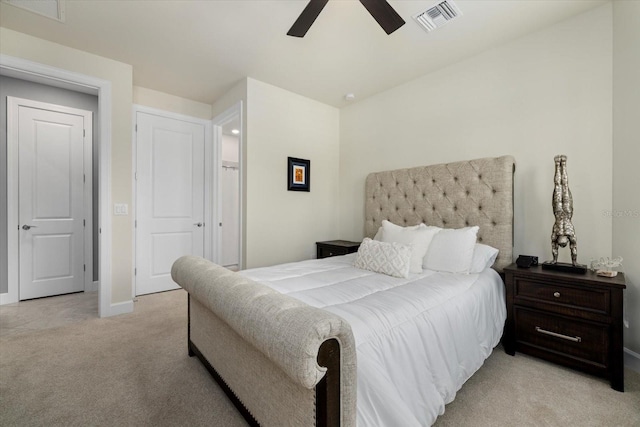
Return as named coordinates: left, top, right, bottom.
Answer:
left=1, top=54, right=115, bottom=317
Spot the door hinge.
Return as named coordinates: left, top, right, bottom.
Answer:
left=135, top=172, right=137, bottom=180
left=83, top=173, right=86, bottom=183
left=134, top=268, right=137, bottom=276
left=84, top=264, right=86, bottom=272
left=83, top=219, right=86, bottom=227
left=83, top=129, right=86, bottom=137
left=135, top=124, right=138, bottom=132
left=135, top=220, right=137, bottom=228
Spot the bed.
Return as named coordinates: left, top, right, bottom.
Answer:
left=171, top=155, right=515, bottom=426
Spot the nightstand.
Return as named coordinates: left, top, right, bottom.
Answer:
left=316, top=240, right=361, bottom=259
left=503, top=264, right=626, bottom=391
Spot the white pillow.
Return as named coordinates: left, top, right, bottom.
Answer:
left=373, top=226, right=383, bottom=241
left=380, top=220, right=438, bottom=274
left=423, top=226, right=479, bottom=273
left=353, top=238, right=411, bottom=278
left=469, top=244, right=499, bottom=273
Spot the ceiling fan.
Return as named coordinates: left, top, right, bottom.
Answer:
left=287, top=0, right=405, bottom=37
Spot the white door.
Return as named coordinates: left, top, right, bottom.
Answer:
left=17, top=102, right=90, bottom=300
left=135, top=112, right=205, bottom=295
left=221, top=164, right=240, bottom=267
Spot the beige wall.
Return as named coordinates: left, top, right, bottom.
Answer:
left=211, top=79, right=247, bottom=120
left=245, top=79, right=340, bottom=267
left=339, top=5, right=613, bottom=268
left=613, top=0, right=640, bottom=356
left=0, top=27, right=134, bottom=304
left=133, top=86, right=212, bottom=120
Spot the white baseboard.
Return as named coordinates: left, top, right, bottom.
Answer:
left=108, top=299, right=134, bottom=317
left=624, top=347, right=640, bottom=373
left=0, top=292, right=18, bottom=305
left=85, top=280, right=99, bottom=292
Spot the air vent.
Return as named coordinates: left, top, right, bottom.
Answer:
left=413, top=0, right=462, bottom=33
left=1, top=0, right=66, bottom=22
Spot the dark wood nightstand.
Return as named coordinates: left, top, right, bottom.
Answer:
left=316, top=240, right=361, bottom=259
left=503, top=263, right=626, bottom=391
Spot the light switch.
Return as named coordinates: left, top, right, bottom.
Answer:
left=114, top=203, right=128, bottom=215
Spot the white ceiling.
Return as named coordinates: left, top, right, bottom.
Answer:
left=0, top=0, right=608, bottom=108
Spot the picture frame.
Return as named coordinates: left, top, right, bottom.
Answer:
left=287, top=157, right=310, bottom=192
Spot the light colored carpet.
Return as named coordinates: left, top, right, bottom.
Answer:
left=1, top=290, right=247, bottom=427
left=0, top=291, right=99, bottom=338
left=1, top=289, right=638, bottom=426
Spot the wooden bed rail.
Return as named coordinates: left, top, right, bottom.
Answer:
left=316, top=338, right=341, bottom=427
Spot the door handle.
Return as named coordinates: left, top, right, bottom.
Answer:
left=194, top=222, right=204, bottom=227
left=22, top=224, right=38, bottom=230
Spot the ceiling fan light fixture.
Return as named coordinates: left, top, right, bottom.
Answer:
left=287, top=0, right=405, bottom=37
left=358, top=0, right=405, bottom=35
left=287, top=0, right=329, bottom=38
left=413, top=0, right=462, bottom=33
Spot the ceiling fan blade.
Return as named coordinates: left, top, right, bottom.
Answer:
left=287, top=0, right=330, bottom=38
left=359, top=0, right=406, bottom=35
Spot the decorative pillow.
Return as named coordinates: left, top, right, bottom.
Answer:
left=380, top=220, right=439, bottom=274
left=423, top=226, right=479, bottom=273
left=469, top=244, right=499, bottom=273
left=353, top=238, right=411, bottom=278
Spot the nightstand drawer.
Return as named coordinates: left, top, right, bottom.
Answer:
left=515, top=307, right=608, bottom=366
left=316, top=240, right=361, bottom=259
left=318, top=246, right=349, bottom=258
left=515, top=279, right=609, bottom=315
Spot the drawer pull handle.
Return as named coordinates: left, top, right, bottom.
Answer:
left=535, top=326, right=581, bottom=343
left=553, top=292, right=561, bottom=298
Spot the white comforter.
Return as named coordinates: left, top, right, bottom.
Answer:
left=241, top=253, right=506, bottom=426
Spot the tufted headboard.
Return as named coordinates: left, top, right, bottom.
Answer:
left=365, top=156, right=516, bottom=272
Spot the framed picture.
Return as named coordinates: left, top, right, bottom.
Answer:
left=287, top=157, right=310, bottom=192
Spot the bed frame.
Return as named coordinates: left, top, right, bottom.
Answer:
left=171, top=155, right=515, bottom=427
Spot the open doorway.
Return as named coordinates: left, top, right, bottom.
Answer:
left=2, top=79, right=97, bottom=301
left=212, top=103, right=243, bottom=270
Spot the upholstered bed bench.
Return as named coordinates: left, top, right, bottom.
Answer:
left=171, top=256, right=357, bottom=427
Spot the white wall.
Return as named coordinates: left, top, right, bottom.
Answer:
left=221, top=134, right=240, bottom=267
left=613, top=0, right=640, bottom=358
left=245, top=78, right=340, bottom=268
left=222, top=134, right=240, bottom=163
left=339, top=4, right=613, bottom=268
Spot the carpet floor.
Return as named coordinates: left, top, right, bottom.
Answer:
left=1, top=289, right=638, bottom=427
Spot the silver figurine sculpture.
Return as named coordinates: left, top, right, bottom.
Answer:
left=550, top=155, right=578, bottom=265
